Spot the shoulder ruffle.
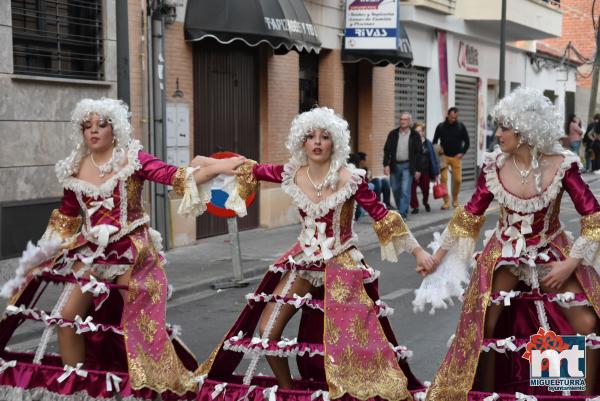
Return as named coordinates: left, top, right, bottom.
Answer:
left=281, top=162, right=364, bottom=218
left=483, top=149, right=581, bottom=214
left=61, top=140, right=144, bottom=199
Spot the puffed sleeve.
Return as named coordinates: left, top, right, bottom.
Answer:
left=42, top=188, right=82, bottom=243
left=563, top=162, right=600, bottom=272
left=137, top=151, right=212, bottom=218
left=220, top=161, right=284, bottom=218
left=355, top=179, right=419, bottom=262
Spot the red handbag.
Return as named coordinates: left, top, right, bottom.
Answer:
left=433, top=180, right=448, bottom=199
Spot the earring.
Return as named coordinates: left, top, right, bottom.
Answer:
left=112, top=137, right=116, bottom=144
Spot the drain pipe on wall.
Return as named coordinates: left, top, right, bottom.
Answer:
left=147, top=1, right=170, bottom=249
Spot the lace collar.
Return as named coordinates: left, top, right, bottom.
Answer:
left=484, top=148, right=582, bottom=214
left=281, top=162, right=365, bottom=218
left=60, top=140, right=144, bottom=199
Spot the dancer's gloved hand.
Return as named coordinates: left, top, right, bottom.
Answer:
left=540, top=257, right=580, bottom=290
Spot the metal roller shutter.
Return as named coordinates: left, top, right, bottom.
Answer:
left=395, top=66, right=427, bottom=124
left=454, top=75, right=478, bottom=183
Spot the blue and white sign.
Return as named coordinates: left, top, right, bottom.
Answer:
left=344, top=0, right=399, bottom=50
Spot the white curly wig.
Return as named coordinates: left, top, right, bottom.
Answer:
left=55, top=98, right=133, bottom=182
left=492, top=87, right=568, bottom=193
left=492, top=87, right=564, bottom=154
left=285, top=107, right=351, bottom=189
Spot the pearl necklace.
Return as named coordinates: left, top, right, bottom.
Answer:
left=306, top=164, right=332, bottom=200
left=512, top=155, right=532, bottom=184
left=90, top=153, right=114, bottom=177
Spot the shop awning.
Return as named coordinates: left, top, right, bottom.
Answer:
left=184, top=0, right=321, bottom=54
left=341, top=0, right=413, bottom=66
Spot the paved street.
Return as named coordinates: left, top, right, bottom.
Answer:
left=7, top=174, right=600, bottom=384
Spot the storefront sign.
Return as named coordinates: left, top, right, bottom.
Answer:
left=457, top=41, right=479, bottom=73
left=344, top=0, right=404, bottom=50
left=264, top=18, right=318, bottom=38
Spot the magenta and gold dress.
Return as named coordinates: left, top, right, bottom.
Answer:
left=195, top=161, right=425, bottom=401
left=420, top=149, right=600, bottom=401
left=0, top=140, right=209, bottom=400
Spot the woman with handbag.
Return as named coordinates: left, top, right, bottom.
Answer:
left=410, top=122, right=440, bottom=214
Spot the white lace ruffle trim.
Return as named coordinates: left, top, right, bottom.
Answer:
left=483, top=149, right=581, bottom=214
left=570, top=236, right=600, bottom=274
left=380, top=232, right=419, bottom=263
left=413, top=231, right=472, bottom=314
left=281, top=162, right=365, bottom=218
left=61, top=140, right=144, bottom=199
left=177, top=167, right=212, bottom=218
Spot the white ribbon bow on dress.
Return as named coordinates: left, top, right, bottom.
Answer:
left=80, top=275, right=109, bottom=297
left=555, top=291, right=576, bottom=303
left=87, top=224, right=119, bottom=248
left=57, top=363, right=88, bottom=383
left=210, top=383, right=228, bottom=399
left=483, top=392, right=500, bottom=401
left=301, top=218, right=334, bottom=260
left=502, top=214, right=534, bottom=258
left=291, top=293, right=312, bottom=308
left=87, top=198, right=115, bottom=217
left=496, top=336, right=517, bottom=351
left=276, top=337, right=298, bottom=348
left=310, top=390, right=330, bottom=401
left=0, top=359, right=16, bottom=374
left=105, top=372, right=123, bottom=392
left=263, top=385, right=278, bottom=401
left=229, top=331, right=245, bottom=342
left=250, top=337, right=269, bottom=348
left=74, top=315, right=98, bottom=334
left=515, top=392, right=537, bottom=401
left=499, top=290, right=521, bottom=306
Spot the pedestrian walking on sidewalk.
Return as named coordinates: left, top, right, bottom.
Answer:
left=383, top=111, right=421, bottom=218
left=566, top=114, right=584, bottom=155
left=194, top=107, right=435, bottom=401
left=433, top=107, right=470, bottom=209
left=410, top=122, right=439, bottom=214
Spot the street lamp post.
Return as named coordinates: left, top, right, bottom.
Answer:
left=499, top=0, right=507, bottom=99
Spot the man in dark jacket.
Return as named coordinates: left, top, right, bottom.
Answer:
left=383, top=112, right=421, bottom=218
left=433, top=107, right=470, bottom=209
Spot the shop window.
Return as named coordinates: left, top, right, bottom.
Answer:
left=12, top=0, right=104, bottom=80
left=394, top=66, right=427, bottom=124
left=299, top=52, right=319, bottom=112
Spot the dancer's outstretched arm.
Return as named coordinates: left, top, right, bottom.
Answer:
left=354, top=174, right=436, bottom=271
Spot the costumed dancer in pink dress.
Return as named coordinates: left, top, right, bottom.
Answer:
left=413, top=88, right=600, bottom=400
left=0, top=98, right=244, bottom=400
left=193, top=107, right=436, bottom=401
